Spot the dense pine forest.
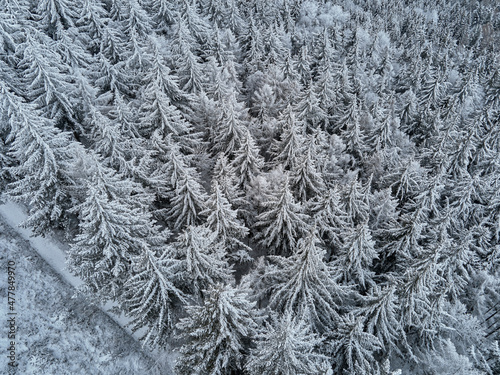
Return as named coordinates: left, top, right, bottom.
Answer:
left=1, top=0, right=500, bottom=373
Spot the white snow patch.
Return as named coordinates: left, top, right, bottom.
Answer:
left=0, top=201, right=82, bottom=288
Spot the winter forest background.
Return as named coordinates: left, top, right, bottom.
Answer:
left=1, top=0, right=500, bottom=374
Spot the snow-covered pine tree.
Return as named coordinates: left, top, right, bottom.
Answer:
left=123, top=28, right=150, bottom=71
left=439, top=229, right=477, bottom=302
left=231, top=127, right=264, bottom=188
left=385, top=158, right=424, bottom=204
left=340, top=98, right=368, bottom=162
left=368, top=98, right=400, bottom=152
left=169, top=16, right=205, bottom=93
left=277, top=50, right=301, bottom=91
left=139, top=76, right=191, bottom=137
left=204, top=0, right=246, bottom=36
left=384, top=198, right=428, bottom=265
left=167, top=166, right=208, bottom=230
left=204, top=55, right=231, bottom=100
left=174, top=225, right=233, bottom=298
left=34, top=0, right=79, bottom=37
left=175, top=283, right=258, bottom=375
left=76, top=0, right=107, bottom=52
left=211, top=91, right=249, bottom=156
left=398, top=88, right=418, bottom=136
left=251, top=79, right=276, bottom=115
left=68, top=178, right=154, bottom=299
left=1, top=79, right=76, bottom=234
left=70, top=147, right=154, bottom=210
left=484, top=68, right=500, bottom=109
left=98, top=24, right=127, bottom=64
left=122, top=0, right=152, bottom=38
left=335, top=221, right=378, bottom=289
left=201, top=180, right=251, bottom=260
left=354, top=283, right=406, bottom=356
left=241, top=18, right=265, bottom=74
left=92, top=52, right=135, bottom=99
left=423, top=337, right=487, bottom=375
left=178, top=0, right=211, bottom=42
left=307, top=186, right=349, bottom=255
left=108, top=91, right=141, bottom=139
left=225, top=0, right=247, bottom=36
left=332, top=63, right=356, bottom=127
left=18, top=31, right=76, bottom=124
left=294, top=80, right=328, bottom=131
left=294, top=45, right=312, bottom=84
left=344, top=176, right=371, bottom=225
left=399, top=240, right=447, bottom=340
left=150, top=133, right=190, bottom=194
left=212, top=152, right=245, bottom=207
left=55, top=28, right=93, bottom=72
left=150, top=133, right=207, bottom=229
left=266, top=228, right=346, bottom=332
left=143, top=0, right=176, bottom=32
left=122, top=245, right=187, bottom=347
left=271, top=104, right=306, bottom=169
left=330, top=313, right=382, bottom=375
left=143, top=38, right=186, bottom=103
left=315, top=66, right=337, bottom=131
left=0, top=5, right=22, bottom=59
left=368, top=188, right=401, bottom=270
left=84, top=108, right=131, bottom=172
left=201, top=0, right=226, bottom=30
left=254, top=177, right=309, bottom=255
left=262, top=23, right=286, bottom=67
left=219, top=43, right=243, bottom=93
left=246, top=312, right=330, bottom=375
left=312, top=28, right=338, bottom=75
left=419, top=65, right=447, bottom=113
left=290, top=134, right=326, bottom=202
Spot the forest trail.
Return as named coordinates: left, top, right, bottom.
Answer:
left=0, top=200, right=175, bottom=374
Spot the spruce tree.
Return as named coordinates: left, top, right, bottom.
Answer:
left=231, top=128, right=264, bottom=188
left=35, top=0, right=79, bottom=37
left=170, top=16, right=205, bottom=93
left=1, top=79, right=76, bottom=234
left=18, top=32, right=76, bottom=123
left=202, top=180, right=251, bottom=260
left=174, top=225, right=233, bottom=297
left=175, top=283, right=258, bottom=375
left=266, top=229, right=345, bottom=332
left=271, top=104, right=306, bottom=169
left=307, top=186, right=349, bottom=255
left=68, top=178, right=153, bottom=299
left=344, top=177, right=371, bottom=225
left=140, top=82, right=191, bottom=136
left=331, top=313, right=382, bottom=375
left=335, top=222, right=378, bottom=289
left=290, top=135, right=326, bottom=202
left=355, top=284, right=406, bottom=356
left=77, top=0, right=107, bottom=48
left=254, top=177, right=309, bottom=255
left=123, top=246, right=187, bottom=347
left=167, top=166, right=208, bottom=230
left=211, top=91, right=248, bottom=156
left=294, top=80, right=328, bottom=131
left=246, top=313, right=330, bottom=375
left=212, top=153, right=245, bottom=207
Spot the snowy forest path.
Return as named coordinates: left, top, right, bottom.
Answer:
left=0, top=200, right=175, bottom=374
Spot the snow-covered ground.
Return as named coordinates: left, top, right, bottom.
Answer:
left=0, top=201, right=174, bottom=374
